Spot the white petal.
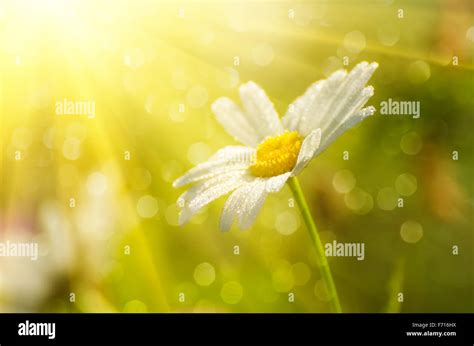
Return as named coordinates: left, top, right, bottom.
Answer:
left=239, top=81, right=284, bottom=138
left=236, top=173, right=292, bottom=229
left=212, top=97, right=260, bottom=147
left=282, top=62, right=377, bottom=138
left=178, top=171, right=247, bottom=205
left=282, top=79, right=327, bottom=132
left=179, top=172, right=248, bottom=224
left=265, top=172, right=291, bottom=193
left=282, top=70, right=347, bottom=135
left=316, top=105, right=375, bottom=155
left=319, top=63, right=377, bottom=137
left=220, top=182, right=253, bottom=231
left=238, top=180, right=268, bottom=230
left=173, top=146, right=255, bottom=188
left=291, top=129, right=322, bottom=176
left=219, top=173, right=291, bottom=231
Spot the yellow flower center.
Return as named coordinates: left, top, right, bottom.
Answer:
left=250, top=131, right=303, bottom=177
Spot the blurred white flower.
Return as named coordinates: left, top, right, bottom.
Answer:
left=174, top=62, right=378, bottom=230
left=0, top=205, right=75, bottom=312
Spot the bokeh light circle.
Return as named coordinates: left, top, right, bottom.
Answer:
left=137, top=195, right=159, bottom=218
left=400, top=132, right=422, bottom=155
left=332, top=169, right=356, bottom=193
left=395, top=173, right=418, bottom=196
left=221, top=281, right=243, bottom=304
left=400, top=220, right=423, bottom=243
left=193, top=262, right=216, bottom=286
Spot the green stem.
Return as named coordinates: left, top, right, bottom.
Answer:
left=288, top=177, right=342, bottom=313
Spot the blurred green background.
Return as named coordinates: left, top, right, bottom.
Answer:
left=0, top=0, right=472, bottom=312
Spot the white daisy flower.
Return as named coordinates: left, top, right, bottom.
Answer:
left=174, top=61, right=378, bottom=231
